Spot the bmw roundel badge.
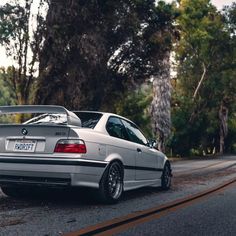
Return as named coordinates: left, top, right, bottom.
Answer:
left=21, top=128, right=28, bottom=136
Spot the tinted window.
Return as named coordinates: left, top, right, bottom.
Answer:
left=106, top=117, right=128, bottom=140
left=74, top=112, right=102, bottom=128
left=121, top=119, right=147, bottom=145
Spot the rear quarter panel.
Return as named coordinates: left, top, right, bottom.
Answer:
left=74, top=129, right=136, bottom=181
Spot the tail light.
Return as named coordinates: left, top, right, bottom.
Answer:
left=54, top=139, right=87, bottom=153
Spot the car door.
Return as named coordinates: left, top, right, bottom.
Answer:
left=106, top=117, right=136, bottom=181
left=121, top=119, right=160, bottom=180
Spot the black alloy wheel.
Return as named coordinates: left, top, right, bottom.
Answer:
left=161, top=163, right=172, bottom=190
left=99, top=161, right=124, bottom=204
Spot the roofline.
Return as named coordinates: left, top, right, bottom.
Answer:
left=73, top=110, right=105, bottom=114
left=73, top=110, right=135, bottom=125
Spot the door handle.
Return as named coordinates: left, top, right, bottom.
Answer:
left=137, top=148, right=142, bottom=153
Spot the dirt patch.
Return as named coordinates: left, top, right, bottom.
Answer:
left=173, top=167, right=236, bottom=188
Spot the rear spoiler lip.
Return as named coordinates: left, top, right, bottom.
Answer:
left=0, top=105, right=68, bottom=114
left=0, top=105, right=81, bottom=127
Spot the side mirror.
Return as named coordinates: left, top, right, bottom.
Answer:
left=148, top=139, right=158, bottom=150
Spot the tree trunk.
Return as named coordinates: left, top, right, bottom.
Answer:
left=150, top=52, right=171, bottom=153
left=219, top=101, right=228, bottom=154
left=193, top=62, right=206, bottom=99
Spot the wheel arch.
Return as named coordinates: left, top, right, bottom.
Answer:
left=98, top=158, right=124, bottom=203
left=100, top=155, right=124, bottom=184
left=104, top=153, right=124, bottom=164
left=165, top=159, right=171, bottom=167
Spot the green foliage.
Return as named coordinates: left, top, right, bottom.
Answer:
left=0, top=79, right=14, bottom=106
left=115, top=85, right=152, bottom=138
left=36, top=0, right=177, bottom=111
left=170, top=93, right=216, bottom=156
left=0, top=0, right=46, bottom=105
left=223, top=2, right=236, bottom=34
left=171, top=0, right=236, bottom=156
left=0, top=68, right=16, bottom=123
left=0, top=3, right=25, bottom=45
left=0, top=68, right=16, bottom=105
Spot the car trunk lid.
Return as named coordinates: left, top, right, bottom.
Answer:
left=0, top=125, right=70, bottom=154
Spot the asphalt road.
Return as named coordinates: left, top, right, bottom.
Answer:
left=1, top=155, right=236, bottom=236
left=119, top=181, right=236, bottom=236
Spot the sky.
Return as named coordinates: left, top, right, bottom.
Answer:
left=0, top=0, right=235, bottom=67
left=212, top=0, right=235, bottom=9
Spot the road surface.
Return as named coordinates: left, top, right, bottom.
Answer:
left=0, top=155, right=236, bottom=236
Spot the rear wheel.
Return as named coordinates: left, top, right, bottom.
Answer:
left=161, top=163, right=172, bottom=190
left=98, top=161, right=124, bottom=204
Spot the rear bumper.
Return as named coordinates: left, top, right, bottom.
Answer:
left=0, top=156, right=108, bottom=188
left=0, top=175, right=71, bottom=187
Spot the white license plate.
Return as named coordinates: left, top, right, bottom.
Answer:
left=13, top=140, right=37, bottom=152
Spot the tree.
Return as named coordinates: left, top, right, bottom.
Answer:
left=115, top=84, right=152, bottom=137
left=36, top=0, right=177, bottom=152
left=36, top=0, right=110, bottom=110
left=110, top=1, right=178, bottom=151
left=221, top=2, right=236, bottom=153
left=172, top=0, right=236, bottom=155
left=0, top=67, right=16, bottom=105
left=0, top=0, right=46, bottom=106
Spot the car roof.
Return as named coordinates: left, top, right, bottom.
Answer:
left=73, top=110, right=134, bottom=125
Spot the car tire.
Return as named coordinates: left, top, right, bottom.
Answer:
left=98, top=161, right=124, bottom=204
left=161, top=163, right=172, bottom=190
left=1, top=186, right=30, bottom=198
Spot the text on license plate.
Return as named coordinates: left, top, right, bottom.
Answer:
left=14, top=140, right=37, bottom=152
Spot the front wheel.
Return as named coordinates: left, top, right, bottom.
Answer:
left=98, top=161, right=124, bottom=204
left=161, top=163, right=172, bottom=190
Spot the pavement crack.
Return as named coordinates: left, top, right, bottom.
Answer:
left=67, top=219, right=77, bottom=223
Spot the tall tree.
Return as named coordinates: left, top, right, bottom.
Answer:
left=36, top=0, right=177, bottom=151
left=149, top=3, right=177, bottom=151
left=109, top=1, right=177, bottom=151
left=36, top=0, right=109, bottom=109
left=172, top=0, right=236, bottom=155
left=0, top=0, right=46, bottom=105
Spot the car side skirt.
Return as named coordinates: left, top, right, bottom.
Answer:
left=124, top=179, right=162, bottom=191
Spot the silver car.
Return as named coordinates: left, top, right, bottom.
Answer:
left=0, top=105, right=171, bottom=203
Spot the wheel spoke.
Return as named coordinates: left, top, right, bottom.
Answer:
left=107, top=163, right=123, bottom=199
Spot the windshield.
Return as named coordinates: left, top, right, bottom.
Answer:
left=74, top=112, right=102, bottom=129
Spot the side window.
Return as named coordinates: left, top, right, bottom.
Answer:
left=121, top=119, right=148, bottom=145
left=106, top=117, right=128, bottom=140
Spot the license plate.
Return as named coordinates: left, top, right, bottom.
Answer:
left=13, top=140, right=37, bottom=152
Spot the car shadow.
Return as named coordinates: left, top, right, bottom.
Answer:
left=0, top=186, right=171, bottom=210
left=0, top=187, right=99, bottom=211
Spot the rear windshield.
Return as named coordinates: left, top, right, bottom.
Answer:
left=74, top=112, right=102, bottom=129
left=24, top=113, right=67, bottom=125
left=0, top=113, right=67, bottom=125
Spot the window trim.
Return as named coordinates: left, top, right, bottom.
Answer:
left=105, top=116, right=129, bottom=141
left=106, top=115, right=148, bottom=146
left=120, top=118, right=148, bottom=146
